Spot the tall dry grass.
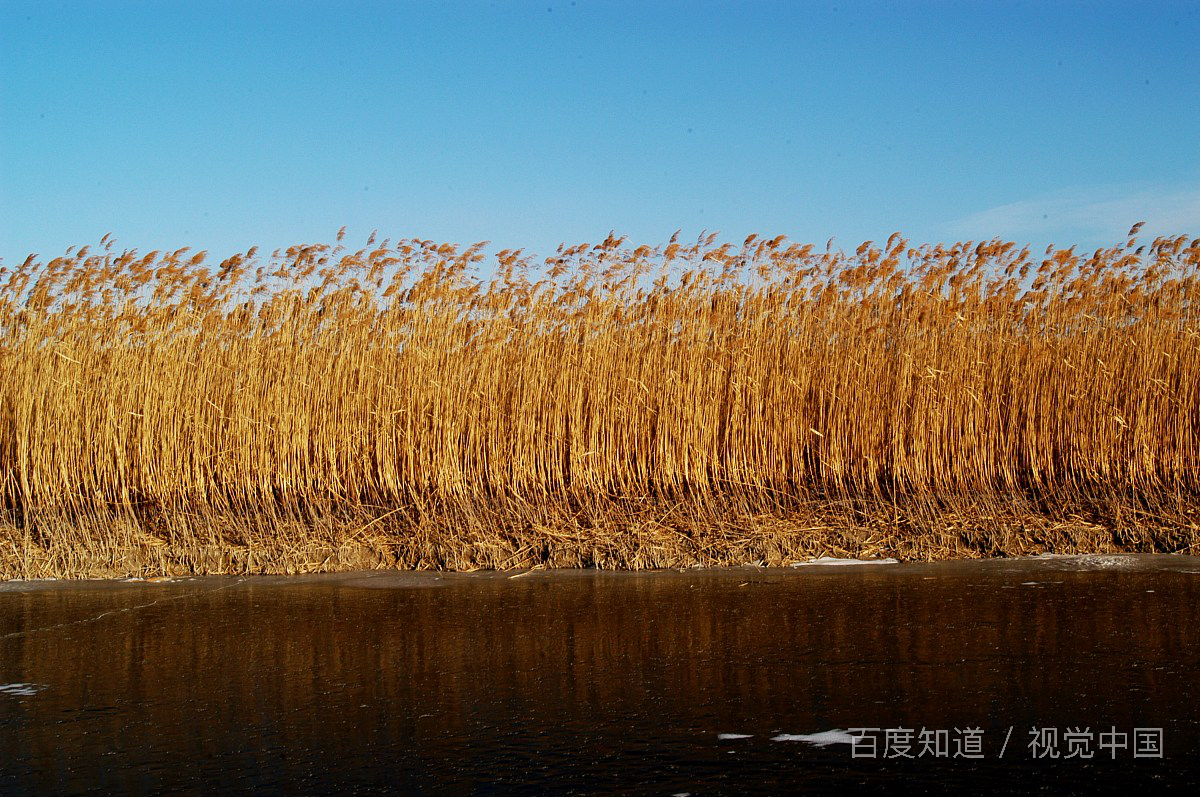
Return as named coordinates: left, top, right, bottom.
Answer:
left=2, top=226, right=1198, bottom=577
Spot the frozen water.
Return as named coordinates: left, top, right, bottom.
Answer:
left=771, top=729, right=858, bottom=747
left=0, top=683, right=45, bottom=697
left=792, top=557, right=899, bottom=567
left=1030, top=554, right=1138, bottom=569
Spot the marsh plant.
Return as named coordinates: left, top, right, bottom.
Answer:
left=1, top=225, right=1198, bottom=577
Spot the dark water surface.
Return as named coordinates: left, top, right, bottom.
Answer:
left=2, top=554, right=1199, bottom=795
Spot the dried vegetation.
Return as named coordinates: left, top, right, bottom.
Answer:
left=2, top=225, right=1198, bottom=577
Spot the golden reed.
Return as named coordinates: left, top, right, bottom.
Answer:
left=2, top=225, right=1198, bottom=578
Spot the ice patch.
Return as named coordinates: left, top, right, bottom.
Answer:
left=717, top=733, right=753, bottom=740
left=1031, top=554, right=1137, bottom=569
left=792, top=557, right=899, bottom=567
left=772, top=729, right=859, bottom=747
left=0, top=683, right=46, bottom=696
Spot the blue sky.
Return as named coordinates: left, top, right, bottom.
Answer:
left=2, top=0, right=1198, bottom=264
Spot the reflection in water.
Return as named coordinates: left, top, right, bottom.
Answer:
left=2, top=557, right=1199, bottom=794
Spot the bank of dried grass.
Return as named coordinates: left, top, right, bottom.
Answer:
left=2, top=227, right=1198, bottom=578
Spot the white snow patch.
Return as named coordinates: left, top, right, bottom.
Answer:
left=772, top=729, right=859, bottom=747
left=792, top=557, right=899, bottom=567
left=0, top=683, right=46, bottom=696
left=717, top=733, right=753, bottom=740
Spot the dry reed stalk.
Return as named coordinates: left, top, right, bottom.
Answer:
left=1, top=228, right=1198, bottom=578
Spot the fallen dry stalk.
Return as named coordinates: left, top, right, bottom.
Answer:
left=2, top=227, right=1199, bottom=578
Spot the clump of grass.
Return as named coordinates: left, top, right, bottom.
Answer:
left=2, top=226, right=1199, bottom=578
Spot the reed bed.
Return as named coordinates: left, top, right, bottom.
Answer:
left=2, top=226, right=1198, bottom=578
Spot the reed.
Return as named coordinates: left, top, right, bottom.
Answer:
left=2, top=227, right=1198, bottom=578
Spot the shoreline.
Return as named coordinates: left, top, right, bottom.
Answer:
left=4, top=497, right=1197, bottom=580
left=3, top=550, right=1198, bottom=588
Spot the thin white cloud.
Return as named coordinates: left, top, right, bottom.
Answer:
left=944, top=185, right=1200, bottom=246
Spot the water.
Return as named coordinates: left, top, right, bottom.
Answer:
left=2, top=555, right=1199, bottom=795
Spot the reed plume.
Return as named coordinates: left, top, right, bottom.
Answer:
left=2, top=228, right=1198, bottom=577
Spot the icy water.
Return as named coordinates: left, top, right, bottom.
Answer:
left=2, top=555, right=1199, bottom=795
